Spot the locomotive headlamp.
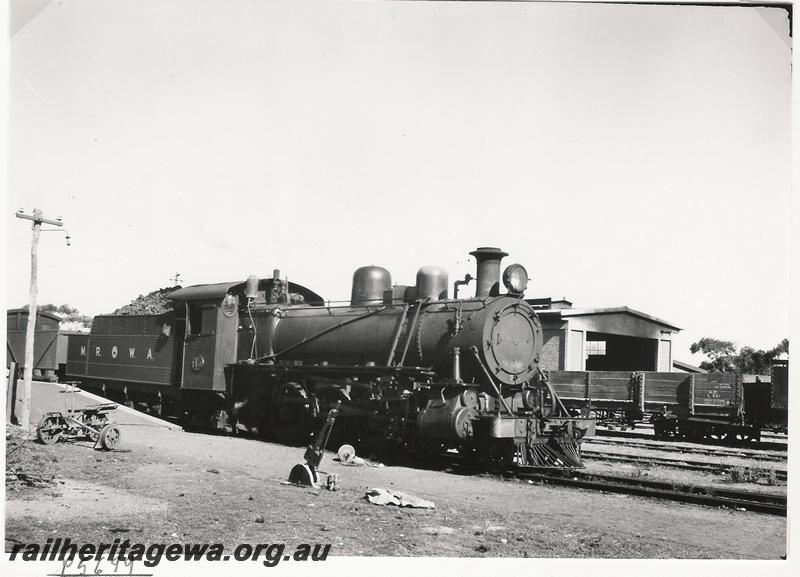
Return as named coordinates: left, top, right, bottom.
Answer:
left=502, top=264, right=529, bottom=294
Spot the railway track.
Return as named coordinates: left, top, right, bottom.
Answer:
left=595, top=428, right=788, bottom=452
left=437, top=451, right=786, bottom=516
left=580, top=449, right=787, bottom=481
left=585, top=438, right=787, bottom=463
left=760, top=431, right=789, bottom=440
left=506, top=467, right=787, bottom=516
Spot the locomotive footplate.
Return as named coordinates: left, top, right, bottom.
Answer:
left=487, top=415, right=595, bottom=440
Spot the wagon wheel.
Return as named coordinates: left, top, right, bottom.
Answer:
left=98, top=424, right=121, bottom=450
left=708, top=429, right=727, bottom=443
left=412, top=437, right=446, bottom=464
left=268, top=381, right=312, bottom=445
left=481, top=438, right=515, bottom=469
left=736, top=430, right=758, bottom=444
left=458, top=443, right=482, bottom=466
left=360, top=428, right=392, bottom=456
left=686, top=429, right=704, bottom=443
left=36, top=415, right=62, bottom=445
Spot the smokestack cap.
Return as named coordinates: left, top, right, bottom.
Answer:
left=469, top=247, right=509, bottom=260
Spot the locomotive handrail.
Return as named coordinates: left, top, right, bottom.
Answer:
left=264, top=306, right=388, bottom=361
left=539, top=370, right=571, bottom=418
left=469, top=346, right=513, bottom=416
left=385, top=304, right=409, bottom=366
left=278, top=301, right=387, bottom=312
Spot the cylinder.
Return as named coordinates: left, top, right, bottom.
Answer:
left=417, top=395, right=477, bottom=441
left=416, top=265, right=449, bottom=301
left=469, top=247, right=508, bottom=298
left=350, top=266, right=392, bottom=306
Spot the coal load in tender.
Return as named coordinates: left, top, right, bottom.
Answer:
left=112, top=287, right=183, bottom=315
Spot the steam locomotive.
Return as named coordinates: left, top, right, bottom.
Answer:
left=63, top=247, right=594, bottom=468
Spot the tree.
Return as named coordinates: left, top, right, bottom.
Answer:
left=691, top=337, right=789, bottom=375
left=735, top=346, right=769, bottom=375
left=690, top=338, right=736, bottom=372
left=23, top=303, right=93, bottom=330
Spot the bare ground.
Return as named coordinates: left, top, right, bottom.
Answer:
left=5, top=383, right=787, bottom=559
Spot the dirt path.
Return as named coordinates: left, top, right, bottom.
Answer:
left=5, top=382, right=787, bottom=559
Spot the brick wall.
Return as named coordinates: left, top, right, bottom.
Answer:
left=540, top=328, right=565, bottom=370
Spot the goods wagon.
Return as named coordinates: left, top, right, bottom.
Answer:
left=742, top=359, right=789, bottom=434
left=6, top=309, right=70, bottom=380
left=548, top=370, right=758, bottom=442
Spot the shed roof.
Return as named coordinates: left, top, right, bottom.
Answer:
left=536, top=306, right=681, bottom=331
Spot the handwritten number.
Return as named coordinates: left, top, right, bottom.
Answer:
left=57, top=553, right=143, bottom=577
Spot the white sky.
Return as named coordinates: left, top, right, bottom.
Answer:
left=5, top=0, right=793, bottom=363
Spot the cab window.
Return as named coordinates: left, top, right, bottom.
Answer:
left=188, top=304, right=203, bottom=335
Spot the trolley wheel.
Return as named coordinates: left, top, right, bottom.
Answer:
left=85, top=413, right=109, bottom=430
left=337, top=444, right=356, bottom=463
left=36, top=415, right=62, bottom=445
left=98, top=424, right=121, bottom=450
left=288, top=463, right=318, bottom=487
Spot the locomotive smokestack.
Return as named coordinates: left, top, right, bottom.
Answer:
left=469, top=247, right=508, bottom=298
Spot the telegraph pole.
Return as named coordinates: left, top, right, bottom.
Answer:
left=15, top=209, right=66, bottom=430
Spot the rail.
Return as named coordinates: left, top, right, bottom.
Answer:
left=507, top=467, right=787, bottom=516
left=594, top=428, right=788, bottom=451
left=580, top=449, right=787, bottom=481
left=585, top=437, right=786, bottom=463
